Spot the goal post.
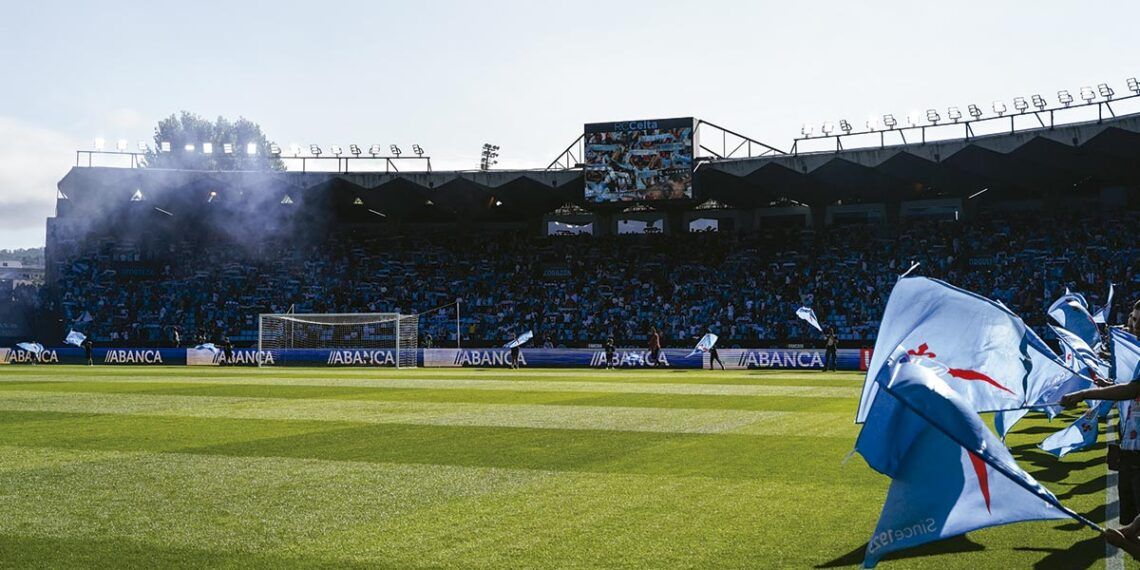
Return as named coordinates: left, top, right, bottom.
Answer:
left=257, top=312, right=418, bottom=367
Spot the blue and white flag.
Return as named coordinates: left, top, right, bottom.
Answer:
left=504, top=330, right=533, bottom=349
left=195, top=343, right=219, bottom=354
left=856, top=360, right=1075, bottom=567
left=64, top=330, right=87, bottom=347
left=1092, top=283, right=1114, bottom=325
left=1039, top=401, right=1110, bottom=458
left=1113, top=328, right=1140, bottom=385
left=16, top=342, right=44, bottom=355
left=1048, top=293, right=1100, bottom=350
left=856, top=278, right=1082, bottom=433
left=687, top=333, right=718, bottom=357
left=796, top=306, right=823, bottom=332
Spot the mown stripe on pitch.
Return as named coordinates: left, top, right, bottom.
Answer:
left=0, top=374, right=862, bottom=398
left=0, top=381, right=855, bottom=412
left=0, top=411, right=874, bottom=483
left=0, top=390, right=857, bottom=436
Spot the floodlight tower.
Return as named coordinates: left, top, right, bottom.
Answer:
left=480, top=143, right=499, bottom=171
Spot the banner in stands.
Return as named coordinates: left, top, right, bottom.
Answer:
left=1, top=346, right=870, bottom=370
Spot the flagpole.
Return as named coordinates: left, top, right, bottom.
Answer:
left=876, top=381, right=1105, bottom=534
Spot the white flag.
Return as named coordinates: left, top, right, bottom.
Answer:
left=195, top=343, right=219, bottom=354
left=1048, top=293, right=1100, bottom=349
left=1093, top=283, right=1114, bottom=325
left=795, top=307, right=823, bottom=332
left=687, top=333, right=718, bottom=357
left=504, top=331, right=533, bottom=349
left=16, top=342, right=44, bottom=355
left=64, top=330, right=87, bottom=347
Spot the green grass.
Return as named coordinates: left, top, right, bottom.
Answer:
left=0, top=366, right=1124, bottom=568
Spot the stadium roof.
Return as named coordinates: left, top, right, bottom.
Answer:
left=700, top=113, right=1140, bottom=207
left=57, top=113, right=1140, bottom=223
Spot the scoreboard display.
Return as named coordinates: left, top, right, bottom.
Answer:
left=583, top=117, right=695, bottom=203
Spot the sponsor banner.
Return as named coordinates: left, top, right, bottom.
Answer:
left=187, top=348, right=277, bottom=366
left=423, top=348, right=704, bottom=368
left=1, top=347, right=184, bottom=365
left=1, top=346, right=868, bottom=369
left=717, top=348, right=864, bottom=370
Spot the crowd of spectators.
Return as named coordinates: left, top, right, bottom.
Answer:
left=36, top=211, right=1139, bottom=348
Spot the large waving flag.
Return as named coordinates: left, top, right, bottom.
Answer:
left=504, top=330, right=533, bottom=349
left=1048, top=293, right=1100, bottom=350
left=64, top=330, right=87, bottom=347
left=856, top=278, right=1082, bottom=430
left=194, top=343, right=219, bottom=354
left=687, top=333, right=718, bottom=357
left=856, top=360, right=1089, bottom=567
left=796, top=307, right=823, bottom=333
left=1093, top=283, right=1114, bottom=325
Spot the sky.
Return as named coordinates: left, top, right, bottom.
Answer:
left=1, top=0, right=1138, bottom=249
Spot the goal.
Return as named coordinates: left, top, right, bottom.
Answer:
left=258, top=313, right=418, bottom=367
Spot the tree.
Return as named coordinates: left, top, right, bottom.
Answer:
left=142, top=112, right=285, bottom=171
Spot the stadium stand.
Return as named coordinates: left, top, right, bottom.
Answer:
left=35, top=211, right=1136, bottom=348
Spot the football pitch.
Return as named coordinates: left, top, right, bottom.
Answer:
left=0, top=366, right=1123, bottom=568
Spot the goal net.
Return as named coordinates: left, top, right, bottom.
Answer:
left=258, top=313, right=418, bottom=367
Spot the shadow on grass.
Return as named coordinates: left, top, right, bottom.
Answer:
left=1014, top=534, right=1103, bottom=569
left=816, top=535, right=983, bottom=568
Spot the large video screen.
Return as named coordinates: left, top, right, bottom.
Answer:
left=584, top=117, right=695, bottom=203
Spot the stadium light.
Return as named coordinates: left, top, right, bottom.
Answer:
left=947, top=107, right=962, bottom=122
left=369, top=144, right=382, bottom=156
left=992, top=101, right=1007, bottom=117
left=480, top=143, right=499, bottom=170
left=202, top=142, right=214, bottom=154
left=290, top=143, right=301, bottom=157
left=1031, top=94, right=1047, bottom=110
left=246, top=142, right=258, bottom=155
left=94, top=137, right=106, bottom=151
left=866, top=116, right=877, bottom=131
left=268, top=143, right=281, bottom=156
left=967, top=104, right=983, bottom=119
left=1058, top=90, right=1074, bottom=106
left=138, top=141, right=149, bottom=152
left=1098, top=83, right=1115, bottom=100
left=800, top=124, right=812, bottom=137
left=1013, top=97, right=1029, bottom=113
left=222, top=143, right=234, bottom=155
left=330, top=145, right=343, bottom=157
left=349, top=144, right=362, bottom=157
left=160, top=141, right=171, bottom=153
left=184, top=143, right=196, bottom=152
left=390, top=144, right=402, bottom=156
left=412, top=144, right=425, bottom=156
left=822, top=122, right=834, bottom=135
left=882, top=114, right=897, bottom=129
left=1079, top=86, right=1095, bottom=103
left=116, top=139, right=128, bottom=152
left=838, top=119, right=852, bottom=134
left=925, top=109, right=940, bottom=124
left=310, top=144, right=322, bottom=156
left=1128, top=77, right=1140, bottom=95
